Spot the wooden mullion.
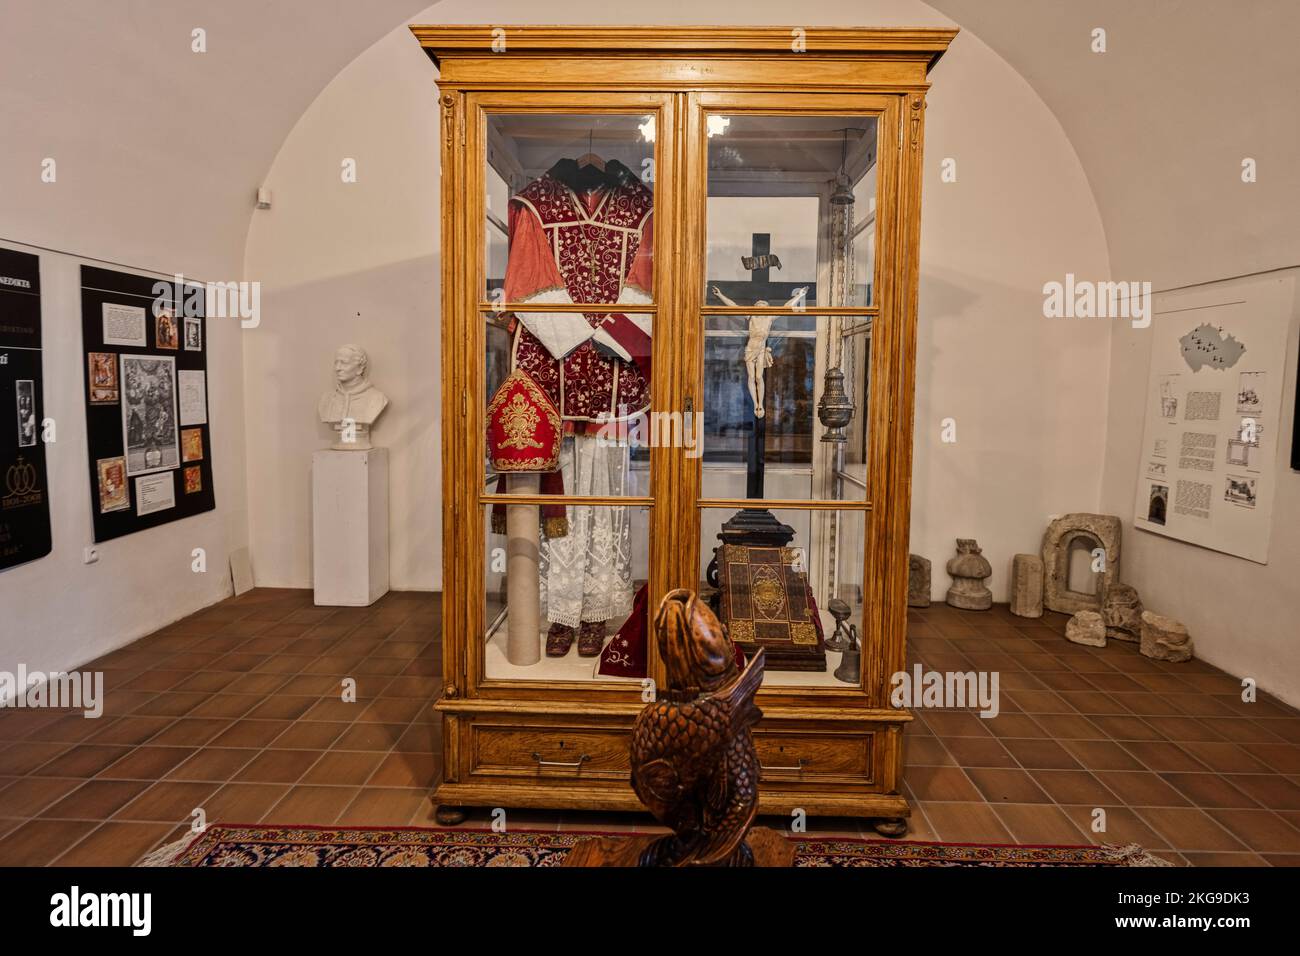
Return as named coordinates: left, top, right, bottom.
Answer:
left=700, top=305, right=879, bottom=316
left=480, top=494, right=655, bottom=507
left=479, top=302, right=658, bottom=314
left=698, top=498, right=870, bottom=512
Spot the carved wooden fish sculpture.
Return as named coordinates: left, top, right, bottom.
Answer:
left=630, top=589, right=765, bottom=867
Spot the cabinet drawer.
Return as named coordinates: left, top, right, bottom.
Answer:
left=753, top=730, right=875, bottom=784
left=469, top=724, right=631, bottom=781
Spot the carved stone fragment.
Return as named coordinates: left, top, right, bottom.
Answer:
left=908, top=554, right=931, bottom=608
left=1009, top=553, right=1044, bottom=618
left=1140, top=611, right=1194, bottom=662
left=1101, top=582, right=1144, bottom=643
left=1041, top=513, right=1122, bottom=615
left=945, top=539, right=992, bottom=611
left=1066, top=610, right=1106, bottom=647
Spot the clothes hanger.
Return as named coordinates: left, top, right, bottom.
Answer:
left=576, top=129, right=606, bottom=171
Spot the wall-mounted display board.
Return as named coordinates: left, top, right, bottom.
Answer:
left=0, top=248, right=52, bottom=570
left=1132, top=275, right=1296, bottom=564
left=80, top=266, right=214, bottom=542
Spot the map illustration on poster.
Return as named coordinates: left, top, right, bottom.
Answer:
left=1132, top=276, right=1295, bottom=564
left=0, top=248, right=52, bottom=571
left=80, top=265, right=215, bottom=542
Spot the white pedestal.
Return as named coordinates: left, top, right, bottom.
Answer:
left=312, top=448, right=389, bottom=606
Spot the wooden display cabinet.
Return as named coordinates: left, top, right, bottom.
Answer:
left=411, top=24, right=954, bottom=833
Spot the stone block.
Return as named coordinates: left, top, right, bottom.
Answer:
left=1009, top=553, right=1044, bottom=618
left=908, top=554, right=931, bottom=608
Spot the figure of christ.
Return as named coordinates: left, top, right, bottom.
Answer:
left=711, top=286, right=808, bottom=419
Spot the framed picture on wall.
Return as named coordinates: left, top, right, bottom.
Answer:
left=120, top=354, right=180, bottom=476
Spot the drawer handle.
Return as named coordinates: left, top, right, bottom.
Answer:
left=531, top=752, right=590, bottom=769
left=759, top=758, right=806, bottom=773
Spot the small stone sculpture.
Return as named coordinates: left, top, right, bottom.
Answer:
left=318, top=344, right=389, bottom=451
left=1140, top=611, right=1194, bottom=662
left=907, top=554, right=931, bottom=608
left=1101, top=583, right=1144, bottom=643
left=1041, top=513, right=1121, bottom=615
left=1066, top=610, right=1106, bottom=647
left=1009, top=553, right=1044, bottom=618
left=945, top=539, right=992, bottom=611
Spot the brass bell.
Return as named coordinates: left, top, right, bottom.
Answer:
left=833, top=624, right=861, bottom=683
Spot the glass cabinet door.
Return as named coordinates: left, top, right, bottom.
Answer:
left=686, top=94, right=895, bottom=691
left=468, top=94, right=674, bottom=689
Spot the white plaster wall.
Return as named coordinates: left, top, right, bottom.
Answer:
left=930, top=0, right=1300, bottom=294
left=0, top=242, right=249, bottom=682
left=241, top=31, right=442, bottom=590
left=908, top=26, right=1111, bottom=602
left=242, top=0, right=1113, bottom=601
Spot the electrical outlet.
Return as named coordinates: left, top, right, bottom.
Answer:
left=83, top=546, right=99, bottom=565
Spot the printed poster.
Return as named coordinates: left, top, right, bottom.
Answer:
left=1132, top=276, right=1294, bottom=563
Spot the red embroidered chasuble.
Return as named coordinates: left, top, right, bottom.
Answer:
left=505, top=168, right=653, bottom=433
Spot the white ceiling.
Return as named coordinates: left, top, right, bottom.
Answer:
left=927, top=0, right=1300, bottom=289
left=2, top=0, right=1297, bottom=287
left=0, top=0, right=432, bottom=278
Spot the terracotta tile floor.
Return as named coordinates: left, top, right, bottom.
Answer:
left=1, top=590, right=1298, bottom=866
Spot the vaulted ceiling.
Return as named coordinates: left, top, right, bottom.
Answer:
left=0, top=0, right=431, bottom=278
left=927, top=0, right=1300, bottom=288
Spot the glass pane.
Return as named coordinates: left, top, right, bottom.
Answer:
left=484, top=312, right=651, bottom=496
left=485, top=112, right=656, bottom=305
left=705, top=114, right=878, bottom=309
left=701, top=506, right=868, bottom=689
left=484, top=503, right=650, bottom=683
left=699, top=314, right=870, bottom=501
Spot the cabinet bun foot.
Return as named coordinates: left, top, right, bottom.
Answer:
left=435, top=805, right=468, bottom=825
left=871, top=817, right=907, bottom=837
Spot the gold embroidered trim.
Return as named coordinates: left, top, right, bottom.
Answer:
left=497, top=394, right=543, bottom=451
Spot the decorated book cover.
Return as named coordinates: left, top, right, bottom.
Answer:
left=716, top=543, right=826, bottom=672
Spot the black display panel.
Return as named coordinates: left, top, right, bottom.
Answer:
left=0, top=248, right=52, bottom=570
left=80, top=265, right=215, bottom=541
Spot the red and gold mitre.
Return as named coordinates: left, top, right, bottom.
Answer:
left=486, top=368, right=562, bottom=473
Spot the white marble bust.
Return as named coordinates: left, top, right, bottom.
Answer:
left=318, top=344, right=389, bottom=450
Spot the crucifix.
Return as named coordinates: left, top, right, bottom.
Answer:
left=707, top=233, right=813, bottom=498
left=705, top=234, right=815, bottom=600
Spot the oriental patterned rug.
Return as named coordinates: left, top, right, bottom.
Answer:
left=141, top=825, right=1171, bottom=867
